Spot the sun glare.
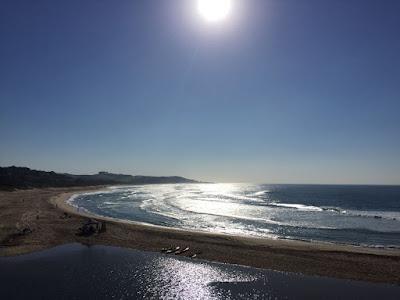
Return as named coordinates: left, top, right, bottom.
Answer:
left=197, top=0, right=232, bottom=22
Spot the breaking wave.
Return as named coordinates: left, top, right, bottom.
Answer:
left=69, top=183, right=400, bottom=248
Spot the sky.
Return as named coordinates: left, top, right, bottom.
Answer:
left=1, top=0, right=399, bottom=184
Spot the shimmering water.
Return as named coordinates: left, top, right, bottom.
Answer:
left=0, top=244, right=399, bottom=299
left=70, top=183, right=400, bottom=248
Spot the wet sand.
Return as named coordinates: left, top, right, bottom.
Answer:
left=1, top=187, right=400, bottom=284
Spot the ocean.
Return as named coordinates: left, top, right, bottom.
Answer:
left=70, top=183, right=400, bottom=248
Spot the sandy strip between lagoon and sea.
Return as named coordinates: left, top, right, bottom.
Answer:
left=1, top=187, right=400, bottom=285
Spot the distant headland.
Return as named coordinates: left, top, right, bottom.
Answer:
left=0, top=166, right=198, bottom=191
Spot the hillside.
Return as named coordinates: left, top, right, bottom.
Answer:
left=0, top=167, right=198, bottom=191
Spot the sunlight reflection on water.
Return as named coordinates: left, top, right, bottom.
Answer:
left=1, top=244, right=399, bottom=299
left=144, top=256, right=256, bottom=299
left=72, top=183, right=400, bottom=247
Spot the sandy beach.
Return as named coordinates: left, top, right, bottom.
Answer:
left=1, top=187, right=400, bottom=285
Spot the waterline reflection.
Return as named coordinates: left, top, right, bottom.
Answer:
left=1, top=244, right=399, bottom=299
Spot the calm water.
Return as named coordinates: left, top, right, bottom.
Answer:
left=0, top=243, right=399, bottom=299
left=70, top=184, right=400, bottom=247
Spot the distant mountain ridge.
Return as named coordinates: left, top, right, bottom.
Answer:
left=0, top=166, right=198, bottom=191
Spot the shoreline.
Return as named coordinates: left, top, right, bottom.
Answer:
left=1, top=187, right=400, bottom=285
left=56, top=189, right=400, bottom=256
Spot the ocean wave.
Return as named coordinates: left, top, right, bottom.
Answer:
left=319, top=207, right=400, bottom=221
left=101, top=201, right=123, bottom=207
left=267, top=203, right=400, bottom=221
left=218, top=193, right=265, bottom=203
left=141, top=197, right=281, bottom=225
left=269, top=203, right=323, bottom=212
left=249, top=190, right=270, bottom=197
left=69, top=184, right=400, bottom=248
left=343, top=209, right=400, bottom=221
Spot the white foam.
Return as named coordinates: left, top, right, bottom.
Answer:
left=270, top=203, right=323, bottom=212
left=344, top=209, right=400, bottom=221
left=250, top=190, right=269, bottom=197
left=67, top=184, right=400, bottom=248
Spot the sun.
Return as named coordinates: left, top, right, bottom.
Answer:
left=197, top=0, right=232, bottom=22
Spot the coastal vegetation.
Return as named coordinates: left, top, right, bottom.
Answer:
left=0, top=166, right=197, bottom=191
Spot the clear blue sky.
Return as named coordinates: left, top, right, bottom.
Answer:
left=1, top=0, right=399, bottom=184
